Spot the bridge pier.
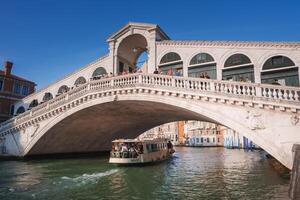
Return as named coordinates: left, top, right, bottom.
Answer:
left=289, top=144, right=300, bottom=199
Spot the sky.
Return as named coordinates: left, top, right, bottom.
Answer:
left=0, top=0, right=300, bottom=89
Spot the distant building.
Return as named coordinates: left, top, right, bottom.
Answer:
left=220, top=126, right=259, bottom=149
left=0, top=61, right=35, bottom=122
left=139, top=121, right=258, bottom=149
left=184, top=121, right=223, bottom=147
left=139, top=122, right=183, bottom=145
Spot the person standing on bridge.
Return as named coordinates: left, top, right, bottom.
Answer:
left=154, top=68, right=159, bottom=74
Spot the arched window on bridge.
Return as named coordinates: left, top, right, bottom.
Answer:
left=222, top=54, right=254, bottom=82
left=188, top=53, right=216, bottom=79
left=159, top=52, right=183, bottom=76
left=74, top=77, right=87, bottom=86
left=92, top=67, right=107, bottom=78
left=29, top=99, right=38, bottom=108
left=261, top=56, right=299, bottom=86
left=16, top=106, right=25, bottom=115
left=57, top=85, right=69, bottom=95
left=43, top=92, right=53, bottom=102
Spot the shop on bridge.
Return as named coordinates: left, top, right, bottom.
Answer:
left=158, top=52, right=183, bottom=76
left=222, top=54, right=255, bottom=82
left=188, top=53, right=217, bottom=79
left=261, top=55, right=299, bottom=87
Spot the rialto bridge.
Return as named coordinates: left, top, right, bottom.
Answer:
left=0, top=22, right=300, bottom=169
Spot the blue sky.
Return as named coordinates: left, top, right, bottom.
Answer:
left=0, top=0, right=300, bottom=89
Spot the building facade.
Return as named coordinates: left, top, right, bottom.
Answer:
left=220, top=126, right=259, bottom=149
left=0, top=61, right=35, bottom=122
left=184, top=121, right=223, bottom=147
left=138, top=121, right=185, bottom=145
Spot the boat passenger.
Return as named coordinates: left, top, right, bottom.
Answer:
left=167, top=141, right=173, bottom=153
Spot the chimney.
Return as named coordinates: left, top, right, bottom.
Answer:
left=4, top=61, right=13, bottom=76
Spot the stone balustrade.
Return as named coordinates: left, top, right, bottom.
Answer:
left=0, top=73, right=300, bottom=131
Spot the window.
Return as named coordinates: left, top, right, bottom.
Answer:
left=92, top=67, right=107, bottom=77
left=10, top=105, right=14, bottom=116
left=224, top=54, right=251, bottom=67
left=207, top=138, right=210, bottom=143
left=261, top=56, right=298, bottom=86
left=43, top=92, right=53, bottom=102
left=16, top=106, right=25, bottom=114
left=263, top=56, right=295, bottom=70
left=29, top=99, right=38, bottom=108
left=190, top=53, right=214, bottom=65
left=213, top=138, right=215, bottom=143
left=196, top=138, right=199, bottom=143
left=74, top=77, right=87, bottom=86
left=0, top=80, right=3, bottom=91
left=58, top=85, right=69, bottom=94
left=201, top=138, right=203, bottom=143
left=160, top=52, right=181, bottom=64
left=22, top=86, right=29, bottom=96
left=13, top=82, right=21, bottom=94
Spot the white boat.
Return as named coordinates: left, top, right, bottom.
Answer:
left=109, top=138, right=175, bottom=164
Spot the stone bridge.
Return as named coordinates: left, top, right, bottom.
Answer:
left=0, top=73, right=300, bottom=169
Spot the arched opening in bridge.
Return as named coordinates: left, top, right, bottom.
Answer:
left=117, top=34, right=148, bottom=74
left=43, top=92, right=53, bottom=102
left=261, top=55, right=299, bottom=86
left=74, top=77, right=87, bottom=86
left=188, top=53, right=216, bottom=79
left=222, top=54, right=254, bottom=82
left=16, top=106, right=25, bottom=115
left=159, top=52, right=183, bottom=76
left=29, top=99, right=39, bottom=108
left=135, top=51, right=148, bottom=72
left=57, top=85, right=69, bottom=95
left=92, top=67, right=107, bottom=78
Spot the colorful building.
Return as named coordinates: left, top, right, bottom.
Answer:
left=0, top=61, right=36, bottom=122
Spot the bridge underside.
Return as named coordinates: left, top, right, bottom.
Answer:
left=28, top=101, right=214, bottom=155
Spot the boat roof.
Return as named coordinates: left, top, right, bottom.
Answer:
left=112, top=139, right=139, bottom=143
left=112, top=138, right=167, bottom=143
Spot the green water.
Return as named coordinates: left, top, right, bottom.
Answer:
left=0, top=147, right=289, bottom=200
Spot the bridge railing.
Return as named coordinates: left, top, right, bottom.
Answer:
left=1, top=73, right=300, bottom=129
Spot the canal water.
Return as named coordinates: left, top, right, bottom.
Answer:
left=0, top=147, right=289, bottom=200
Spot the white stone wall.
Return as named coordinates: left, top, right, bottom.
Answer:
left=14, top=55, right=111, bottom=112
left=155, top=41, right=300, bottom=82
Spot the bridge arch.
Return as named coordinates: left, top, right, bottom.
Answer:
left=22, top=92, right=292, bottom=169
left=116, top=34, right=148, bottom=73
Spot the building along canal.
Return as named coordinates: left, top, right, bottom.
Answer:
left=0, top=147, right=290, bottom=200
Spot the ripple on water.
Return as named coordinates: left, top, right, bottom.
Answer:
left=0, top=147, right=290, bottom=200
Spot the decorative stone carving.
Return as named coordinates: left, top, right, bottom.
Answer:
left=291, top=115, right=300, bottom=126
left=31, top=124, right=40, bottom=138
left=246, top=110, right=265, bottom=130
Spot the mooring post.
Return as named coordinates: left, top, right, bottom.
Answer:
left=289, top=144, right=300, bottom=200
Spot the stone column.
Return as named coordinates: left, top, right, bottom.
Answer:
left=147, top=31, right=157, bottom=74
left=289, top=144, right=300, bottom=199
